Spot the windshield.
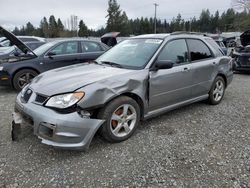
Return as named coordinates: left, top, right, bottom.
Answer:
left=97, top=38, right=163, bottom=69
left=33, top=41, right=58, bottom=56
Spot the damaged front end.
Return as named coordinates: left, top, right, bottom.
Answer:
left=12, top=86, right=105, bottom=150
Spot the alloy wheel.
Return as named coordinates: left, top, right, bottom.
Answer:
left=17, top=72, right=36, bottom=89
left=110, top=104, right=137, bottom=138
left=213, top=80, right=224, bottom=102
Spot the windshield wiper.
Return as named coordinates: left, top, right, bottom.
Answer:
left=100, top=61, right=123, bottom=68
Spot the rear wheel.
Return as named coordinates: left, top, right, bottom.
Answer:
left=208, top=76, right=225, bottom=105
left=13, top=69, right=38, bottom=91
left=98, top=96, right=140, bottom=143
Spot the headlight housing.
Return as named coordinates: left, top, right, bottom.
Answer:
left=45, top=92, right=85, bottom=109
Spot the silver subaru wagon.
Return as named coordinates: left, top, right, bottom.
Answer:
left=12, top=33, right=233, bottom=150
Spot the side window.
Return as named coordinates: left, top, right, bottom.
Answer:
left=158, top=39, right=188, bottom=64
left=49, top=42, right=78, bottom=55
left=187, top=39, right=212, bottom=61
left=81, top=41, right=103, bottom=52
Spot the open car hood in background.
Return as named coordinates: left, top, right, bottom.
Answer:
left=240, top=30, right=250, bottom=47
left=0, top=26, right=37, bottom=57
left=101, top=32, right=120, bottom=47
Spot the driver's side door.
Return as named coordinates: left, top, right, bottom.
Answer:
left=149, top=39, right=193, bottom=111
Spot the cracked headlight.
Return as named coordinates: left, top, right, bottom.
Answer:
left=45, top=92, right=85, bottom=109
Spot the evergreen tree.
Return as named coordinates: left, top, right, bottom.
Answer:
left=78, top=20, right=88, bottom=37
left=40, top=17, right=49, bottom=37
left=25, top=22, right=35, bottom=35
left=106, top=0, right=129, bottom=35
left=48, top=15, right=58, bottom=37
left=57, top=18, right=64, bottom=32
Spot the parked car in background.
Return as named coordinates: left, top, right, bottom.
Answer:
left=24, top=41, right=46, bottom=50
left=215, top=39, right=228, bottom=55
left=12, top=33, right=233, bottom=150
left=0, top=37, right=7, bottom=44
left=0, top=36, right=46, bottom=47
left=232, top=30, right=250, bottom=72
left=0, top=41, right=46, bottom=60
left=0, top=26, right=110, bottom=90
left=16, top=36, right=46, bottom=42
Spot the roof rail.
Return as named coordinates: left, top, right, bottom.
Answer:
left=170, top=31, right=208, bottom=36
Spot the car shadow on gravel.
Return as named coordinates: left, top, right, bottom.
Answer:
left=0, top=86, right=17, bottom=94
left=11, top=101, right=209, bottom=155
left=233, top=71, right=250, bottom=75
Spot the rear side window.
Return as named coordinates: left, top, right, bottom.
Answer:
left=81, top=41, right=103, bottom=52
left=158, top=39, right=189, bottom=64
left=187, top=39, right=212, bottom=61
left=205, top=38, right=224, bottom=57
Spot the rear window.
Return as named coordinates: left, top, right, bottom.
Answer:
left=205, top=38, right=224, bottom=57
left=81, top=41, right=103, bottom=52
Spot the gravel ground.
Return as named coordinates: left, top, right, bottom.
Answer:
left=0, top=73, right=249, bottom=188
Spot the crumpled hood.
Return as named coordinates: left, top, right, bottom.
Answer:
left=30, top=63, right=135, bottom=96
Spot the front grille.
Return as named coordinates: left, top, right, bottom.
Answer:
left=21, top=88, right=33, bottom=103
left=35, top=94, right=48, bottom=104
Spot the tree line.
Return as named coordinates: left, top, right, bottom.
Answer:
left=11, top=0, right=250, bottom=38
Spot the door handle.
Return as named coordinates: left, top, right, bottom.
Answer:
left=182, top=67, right=190, bottom=72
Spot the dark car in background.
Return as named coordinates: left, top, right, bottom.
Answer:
left=215, top=39, right=227, bottom=55
left=0, top=36, right=46, bottom=47
left=0, top=41, right=46, bottom=60
left=233, top=30, right=250, bottom=72
left=0, top=26, right=110, bottom=90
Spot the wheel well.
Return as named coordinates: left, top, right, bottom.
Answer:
left=93, top=93, right=145, bottom=120
left=217, top=73, right=227, bottom=87
left=122, top=93, right=144, bottom=120
left=12, top=67, right=40, bottom=86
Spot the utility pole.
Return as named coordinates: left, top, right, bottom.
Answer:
left=154, top=3, right=159, bottom=34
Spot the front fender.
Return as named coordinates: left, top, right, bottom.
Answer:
left=77, top=70, right=149, bottom=111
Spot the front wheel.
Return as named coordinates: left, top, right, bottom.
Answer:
left=98, top=96, right=140, bottom=143
left=13, top=69, right=38, bottom=91
left=208, top=76, right=225, bottom=105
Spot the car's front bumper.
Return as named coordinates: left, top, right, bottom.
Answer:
left=0, top=70, right=11, bottom=86
left=14, top=93, right=105, bottom=150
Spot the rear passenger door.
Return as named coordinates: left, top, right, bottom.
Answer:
left=149, top=39, right=193, bottom=111
left=186, top=39, right=217, bottom=98
left=79, top=41, right=105, bottom=62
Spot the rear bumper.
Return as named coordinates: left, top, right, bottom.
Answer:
left=14, top=93, right=105, bottom=150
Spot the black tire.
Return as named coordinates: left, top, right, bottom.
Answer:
left=13, top=69, right=38, bottom=91
left=208, top=76, right=226, bottom=105
left=98, top=96, right=140, bottom=143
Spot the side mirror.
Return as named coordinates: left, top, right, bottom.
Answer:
left=152, top=60, right=174, bottom=71
left=47, top=52, right=56, bottom=58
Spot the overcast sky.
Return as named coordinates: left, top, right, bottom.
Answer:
left=0, top=0, right=232, bottom=30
